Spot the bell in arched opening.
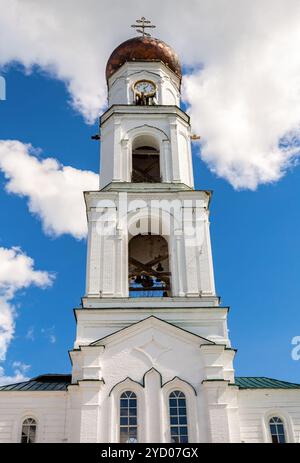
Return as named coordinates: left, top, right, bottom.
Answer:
left=128, top=234, right=171, bottom=297
left=132, top=145, right=160, bottom=183
left=131, top=135, right=161, bottom=183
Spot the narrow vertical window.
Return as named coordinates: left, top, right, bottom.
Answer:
left=269, top=416, right=286, bottom=443
left=21, top=418, right=37, bottom=443
left=169, top=390, right=188, bottom=443
left=120, top=391, right=138, bottom=443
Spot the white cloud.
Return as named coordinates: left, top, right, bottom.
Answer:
left=0, top=362, right=30, bottom=386
left=0, top=246, right=52, bottom=297
left=0, top=246, right=54, bottom=363
left=41, top=326, right=56, bottom=344
left=12, top=361, right=30, bottom=373
left=0, top=140, right=99, bottom=239
left=0, top=1, right=300, bottom=188
left=0, top=298, right=16, bottom=364
left=25, top=326, right=35, bottom=341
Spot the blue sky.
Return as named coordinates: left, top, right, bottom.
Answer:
left=0, top=64, right=300, bottom=384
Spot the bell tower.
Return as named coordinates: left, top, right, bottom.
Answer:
left=84, top=31, right=218, bottom=303
left=99, top=35, right=194, bottom=190
left=68, top=20, right=238, bottom=444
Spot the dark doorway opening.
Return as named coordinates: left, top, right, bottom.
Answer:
left=129, top=234, right=171, bottom=297
left=132, top=146, right=160, bottom=183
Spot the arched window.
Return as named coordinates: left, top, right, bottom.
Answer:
left=131, top=135, right=160, bottom=183
left=21, top=418, right=37, bottom=443
left=129, top=234, right=171, bottom=297
left=169, top=391, right=189, bottom=443
left=269, top=416, right=286, bottom=443
left=120, top=391, right=138, bottom=443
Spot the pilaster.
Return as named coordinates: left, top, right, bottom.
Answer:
left=144, top=369, right=162, bottom=442
left=202, top=380, right=240, bottom=443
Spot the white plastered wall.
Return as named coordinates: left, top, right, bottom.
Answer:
left=107, top=62, right=180, bottom=107
left=84, top=191, right=215, bottom=299
left=68, top=317, right=236, bottom=443
left=99, top=109, right=194, bottom=188
left=0, top=392, right=68, bottom=443
left=238, top=389, right=300, bottom=443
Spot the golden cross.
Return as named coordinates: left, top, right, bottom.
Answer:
left=131, top=17, right=156, bottom=37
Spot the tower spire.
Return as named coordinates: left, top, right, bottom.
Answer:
left=131, top=16, right=156, bottom=37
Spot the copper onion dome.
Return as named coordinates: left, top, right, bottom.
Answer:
left=106, top=36, right=182, bottom=81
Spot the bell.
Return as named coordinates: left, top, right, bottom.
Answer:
left=141, top=275, right=153, bottom=288
left=135, top=275, right=142, bottom=284
left=156, top=263, right=164, bottom=272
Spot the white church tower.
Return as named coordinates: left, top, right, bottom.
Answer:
left=2, top=18, right=300, bottom=445
left=67, top=20, right=239, bottom=443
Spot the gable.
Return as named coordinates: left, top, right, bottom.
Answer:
left=84, top=316, right=215, bottom=389
left=90, top=315, right=214, bottom=349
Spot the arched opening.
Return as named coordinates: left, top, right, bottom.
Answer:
left=129, top=234, right=171, bottom=297
left=169, top=391, right=189, bottom=443
left=269, top=416, right=286, bottom=443
left=132, top=135, right=160, bottom=183
left=21, top=418, right=37, bottom=443
left=120, top=391, right=138, bottom=443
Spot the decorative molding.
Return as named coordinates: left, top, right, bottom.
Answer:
left=126, top=123, right=170, bottom=141
left=109, top=376, right=144, bottom=396
left=134, top=336, right=171, bottom=364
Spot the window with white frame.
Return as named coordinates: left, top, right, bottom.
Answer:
left=21, top=418, right=37, bottom=443
left=120, top=391, right=138, bottom=443
left=169, top=390, right=189, bottom=443
left=269, top=416, right=286, bottom=443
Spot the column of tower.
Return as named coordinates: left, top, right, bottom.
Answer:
left=67, top=25, right=238, bottom=443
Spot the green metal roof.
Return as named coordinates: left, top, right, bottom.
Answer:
left=1, top=374, right=300, bottom=392
left=0, top=374, right=71, bottom=392
left=235, top=377, right=300, bottom=389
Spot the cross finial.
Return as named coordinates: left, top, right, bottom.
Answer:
left=131, top=17, right=156, bottom=37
